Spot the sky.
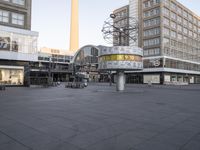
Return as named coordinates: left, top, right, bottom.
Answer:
left=32, top=0, right=200, bottom=51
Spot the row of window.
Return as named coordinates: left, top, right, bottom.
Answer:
left=114, top=19, right=128, bottom=28
left=163, top=39, right=200, bottom=61
left=2, top=0, right=25, bottom=6
left=144, top=17, right=160, bottom=28
left=143, top=8, right=160, bottom=18
left=164, top=48, right=200, bottom=63
left=165, top=58, right=200, bottom=71
left=0, top=9, right=24, bottom=26
left=143, top=0, right=160, bottom=9
left=164, top=37, right=200, bottom=48
left=163, top=7, right=200, bottom=29
left=143, top=48, right=160, bottom=56
left=114, top=9, right=128, bottom=20
left=144, top=28, right=160, bottom=37
left=144, top=38, right=160, bottom=47
left=163, top=0, right=200, bottom=26
left=163, top=27, right=199, bottom=40
left=163, top=18, right=200, bottom=37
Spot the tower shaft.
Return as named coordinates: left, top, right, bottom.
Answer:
left=69, top=0, right=79, bottom=52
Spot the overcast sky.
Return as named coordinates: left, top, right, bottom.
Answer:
left=32, top=0, right=200, bottom=51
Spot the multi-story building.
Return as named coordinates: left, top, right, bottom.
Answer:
left=113, top=5, right=129, bottom=46
left=0, top=0, right=38, bottom=86
left=124, top=0, right=200, bottom=84
left=29, top=47, right=73, bottom=84
left=0, top=0, right=32, bottom=29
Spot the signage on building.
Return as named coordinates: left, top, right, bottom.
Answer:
left=0, top=37, right=18, bottom=51
left=99, top=46, right=143, bottom=56
left=98, top=46, right=143, bottom=70
left=150, top=59, right=161, bottom=67
left=12, top=41, right=19, bottom=52
left=0, top=37, right=10, bottom=50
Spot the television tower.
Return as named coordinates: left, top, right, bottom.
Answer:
left=69, top=0, right=79, bottom=53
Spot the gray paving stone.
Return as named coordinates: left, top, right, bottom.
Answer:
left=48, top=141, right=85, bottom=150
left=0, top=133, right=12, bottom=145
left=0, top=123, right=42, bottom=141
left=0, top=141, right=30, bottom=150
left=19, top=133, right=61, bottom=150
left=86, top=133, right=144, bottom=150
left=181, top=133, right=200, bottom=150
left=134, top=140, right=178, bottom=150
left=0, top=84, right=200, bottom=150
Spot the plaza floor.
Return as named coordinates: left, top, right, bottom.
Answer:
left=0, top=83, right=200, bottom=150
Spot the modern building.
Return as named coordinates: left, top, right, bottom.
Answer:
left=0, top=0, right=39, bottom=86
left=29, top=47, right=73, bottom=85
left=115, top=0, right=200, bottom=84
left=72, top=45, right=100, bottom=82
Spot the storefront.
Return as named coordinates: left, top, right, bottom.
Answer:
left=0, top=65, right=24, bottom=85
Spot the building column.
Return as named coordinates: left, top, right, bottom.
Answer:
left=116, top=71, right=125, bottom=91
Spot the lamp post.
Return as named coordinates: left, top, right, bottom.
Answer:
left=48, top=56, right=52, bottom=86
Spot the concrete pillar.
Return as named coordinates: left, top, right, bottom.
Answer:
left=116, top=71, right=125, bottom=91
left=69, top=0, right=79, bottom=52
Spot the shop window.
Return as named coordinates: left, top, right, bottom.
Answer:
left=0, top=68, right=24, bottom=85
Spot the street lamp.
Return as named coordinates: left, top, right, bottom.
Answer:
left=48, top=56, right=52, bottom=86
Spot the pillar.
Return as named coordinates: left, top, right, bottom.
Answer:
left=116, top=71, right=125, bottom=91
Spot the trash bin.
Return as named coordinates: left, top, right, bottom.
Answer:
left=82, top=79, right=88, bottom=87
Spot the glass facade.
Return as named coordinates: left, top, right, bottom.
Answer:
left=11, top=12, right=24, bottom=26
left=73, top=46, right=99, bottom=82
left=12, top=0, right=25, bottom=6
left=74, top=46, right=99, bottom=66
left=0, top=10, right=9, bottom=23
left=2, top=0, right=25, bottom=6
left=0, top=27, right=38, bottom=54
left=0, top=9, right=25, bottom=27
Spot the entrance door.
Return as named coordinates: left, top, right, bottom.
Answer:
left=127, top=75, right=141, bottom=84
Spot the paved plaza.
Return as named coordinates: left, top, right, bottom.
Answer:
left=0, top=84, right=200, bottom=150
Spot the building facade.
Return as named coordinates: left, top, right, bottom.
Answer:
left=29, top=47, right=72, bottom=85
left=113, top=5, right=130, bottom=46
left=125, top=0, right=200, bottom=84
left=72, top=45, right=99, bottom=82
left=129, top=0, right=141, bottom=47
left=0, top=0, right=32, bottom=29
left=0, top=0, right=38, bottom=86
